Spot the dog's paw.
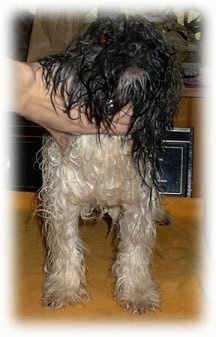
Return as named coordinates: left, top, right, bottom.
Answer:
left=156, top=210, right=172, bottom=226
left=117, top=289, right=160, bottom=314
left=42, top=287, right=89, bottom=309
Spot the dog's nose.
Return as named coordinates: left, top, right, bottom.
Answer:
left=128, top=43, right=140, bottom=54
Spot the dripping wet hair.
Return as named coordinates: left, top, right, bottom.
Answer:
left=39, top=13, right=182, bottom=189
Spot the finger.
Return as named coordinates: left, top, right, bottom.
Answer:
left=46, top=128, right=69, bottom=152
left=112, top=105, right=132, bottom=125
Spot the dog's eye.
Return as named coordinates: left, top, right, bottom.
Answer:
left=100, top=34, right=107, bottom=46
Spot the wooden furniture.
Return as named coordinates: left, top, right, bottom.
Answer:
left=174, top=87, right=206, bottom=197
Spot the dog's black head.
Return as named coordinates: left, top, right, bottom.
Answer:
left=39, top=14, right=182, bottom=188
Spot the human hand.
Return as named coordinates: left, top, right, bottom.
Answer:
left=34, top=107, right=132, bottom=151
left=44, top=104, right=132, bottom=151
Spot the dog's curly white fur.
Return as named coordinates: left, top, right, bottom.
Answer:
left=40, top=135, right=161, bottom=313
left=38, top=14, right=181, bottom=314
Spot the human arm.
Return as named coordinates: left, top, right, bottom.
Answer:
left=10, top=59, right=132, bottom=150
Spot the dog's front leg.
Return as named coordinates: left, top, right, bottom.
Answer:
left=113, top=203, right=160, bottom=313
left=42, top=205, right=88, bottom=308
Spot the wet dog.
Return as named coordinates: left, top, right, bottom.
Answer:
left=38, top=14, right=181, bottom=313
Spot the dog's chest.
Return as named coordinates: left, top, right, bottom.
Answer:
left=54, top=135, right=143, bottom=205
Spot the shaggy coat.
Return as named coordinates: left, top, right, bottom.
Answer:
left=38, top=14, right=181, bottom=313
